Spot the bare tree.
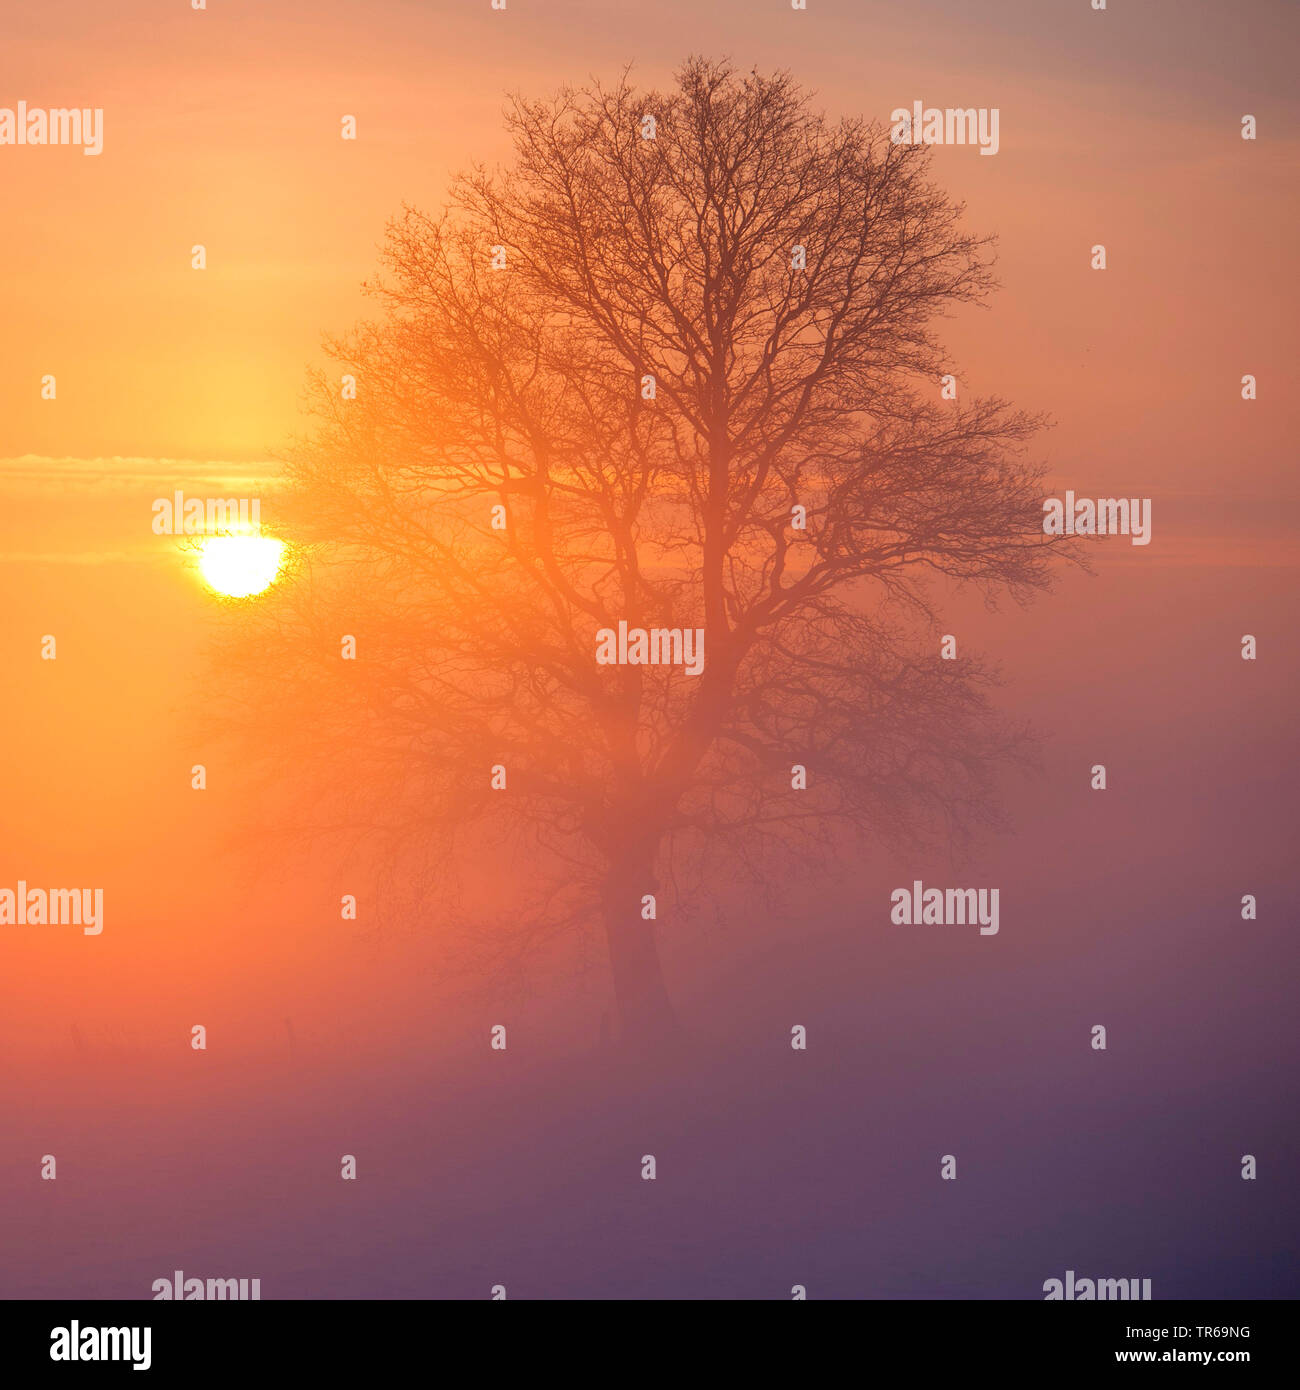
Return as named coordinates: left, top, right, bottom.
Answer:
left=220, top=59, right=1063, bottom=1044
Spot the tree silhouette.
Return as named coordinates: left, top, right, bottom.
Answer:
left=222, top=59, right=1063, bottom=1044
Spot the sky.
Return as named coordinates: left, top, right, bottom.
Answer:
left=1, top=0, right=1297, bottom=1301
left=1, top=1, right=1296, bottom=494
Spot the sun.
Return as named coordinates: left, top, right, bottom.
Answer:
left=198, top=535, right=286, bottom=598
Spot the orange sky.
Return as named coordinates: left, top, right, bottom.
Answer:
left=0, top=0, right=1296, bottom=541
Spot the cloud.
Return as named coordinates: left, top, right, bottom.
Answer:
left=0, top=456, right=283, bottom=493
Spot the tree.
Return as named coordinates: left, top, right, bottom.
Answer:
left=222, top=58, right=1062, bottom=1045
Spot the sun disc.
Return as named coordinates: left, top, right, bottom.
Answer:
left=198, top=535, right=285, bottom=598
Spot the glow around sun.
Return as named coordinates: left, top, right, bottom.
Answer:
left=198, top=535, right=286, bottom=598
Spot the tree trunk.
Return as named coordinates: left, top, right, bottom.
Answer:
left=599, top=831, right=676, bottom=1046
